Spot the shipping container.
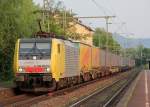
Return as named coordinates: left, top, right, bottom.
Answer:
left=79, top=43, right=92, bottom=72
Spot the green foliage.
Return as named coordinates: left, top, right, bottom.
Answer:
left=124, top=45, right=150, bottom=66
left=34, top=0, right=66, bottom=35
left=35, top=0, right=85, bottom=40
left=0, top=0, right=85, bottom=81
left=93, top=28, right=122, bottom=54
left=0, top=0, right=38, bottom=80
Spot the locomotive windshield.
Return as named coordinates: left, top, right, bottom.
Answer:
left=19, top=39, right=51, bottom=59
left=20, top=42, right=50, bottom=54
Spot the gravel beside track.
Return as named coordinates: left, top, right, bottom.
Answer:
left=0, top=94, right=34, bottom=107
left=0, top=88, right=17, bottom=100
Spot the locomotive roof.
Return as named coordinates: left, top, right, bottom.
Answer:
left=20, top=38, right=51, bottom=43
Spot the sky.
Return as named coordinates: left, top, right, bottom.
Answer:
left=34, top=0, right=150, bottom=39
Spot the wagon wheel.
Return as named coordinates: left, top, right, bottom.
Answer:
left=79, top=75, right=84, bottom=83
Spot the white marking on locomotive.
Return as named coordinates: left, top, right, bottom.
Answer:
left=19, top=60, right=50, bottom=66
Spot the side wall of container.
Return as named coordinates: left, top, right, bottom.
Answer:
left=80, top=43, right=92, bottom=72
left=92, top=47, right=100, bottom=68
left=99, top=49, right=106, bottom=67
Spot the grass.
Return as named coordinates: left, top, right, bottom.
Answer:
left=0, top=80, right=14, bottom=88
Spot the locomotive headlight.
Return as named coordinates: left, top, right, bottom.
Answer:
left=18, top=68, right=23, bottom=72
left=46, top=68, right=50, bottom=72
left=33, top=56, right=37, bottom=60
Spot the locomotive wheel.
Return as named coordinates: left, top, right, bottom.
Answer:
left=56, top=82, right=61, bottom=90
left=48, top=79, right=57, bottom=92
left=56, top=79, right=66, bottom=90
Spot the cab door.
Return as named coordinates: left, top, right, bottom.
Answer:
left=51, top=39, right=65, bottom=81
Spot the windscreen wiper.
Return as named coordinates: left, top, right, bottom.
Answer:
left=24, top=40, right=44, bottom=57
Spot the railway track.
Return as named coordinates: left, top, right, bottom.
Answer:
left=103, top=69, right=139, bottom=107
left=69, top=69, right=140, bottom=107
left=4, top=76, right=115, bottom=107
left=0, top=72, right=127, bottom=107
left=0, top=68, right=139, bottom=107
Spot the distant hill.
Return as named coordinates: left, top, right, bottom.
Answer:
left=112, top=34, right=150, bottom=48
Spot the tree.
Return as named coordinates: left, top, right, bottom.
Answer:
left=93, top=28, right=122, bottom=54
left=35, top=0, right=88, bottom=40
left=124, top=45, right=150, bottom=66
left=0, top=0, right=39, bottom=80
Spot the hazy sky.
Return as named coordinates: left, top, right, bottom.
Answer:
left=34, top=0, right=150, bottom=38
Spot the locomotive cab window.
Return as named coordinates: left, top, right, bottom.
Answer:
left=20, top=42, right=50, bottom=54
left=19, top=39, right=52, bottom=59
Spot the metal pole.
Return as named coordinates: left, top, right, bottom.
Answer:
left=63, top=8, right=65, bottom=34
left=64, top=8, right=67, bottom=35
left=99, top=30, right=101, bottom=48
left=43, top=0, right=51, bottom=32
left=141, top=42, right=143, bottom=66
left=99, top=29, right=101, bottom=69
left=105, top=17, right=109, bottom=72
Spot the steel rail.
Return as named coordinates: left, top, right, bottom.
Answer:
left=103, top=70, right=139, bottom=107
left=69, top=70, right=139, bottom=107
left=69, top=78, right=125, bottom=107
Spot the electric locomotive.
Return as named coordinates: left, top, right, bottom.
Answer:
left=14, top=38, right=55, bottom=92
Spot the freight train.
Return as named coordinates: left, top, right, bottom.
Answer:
left=13, top=35, right=135, bottom=92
